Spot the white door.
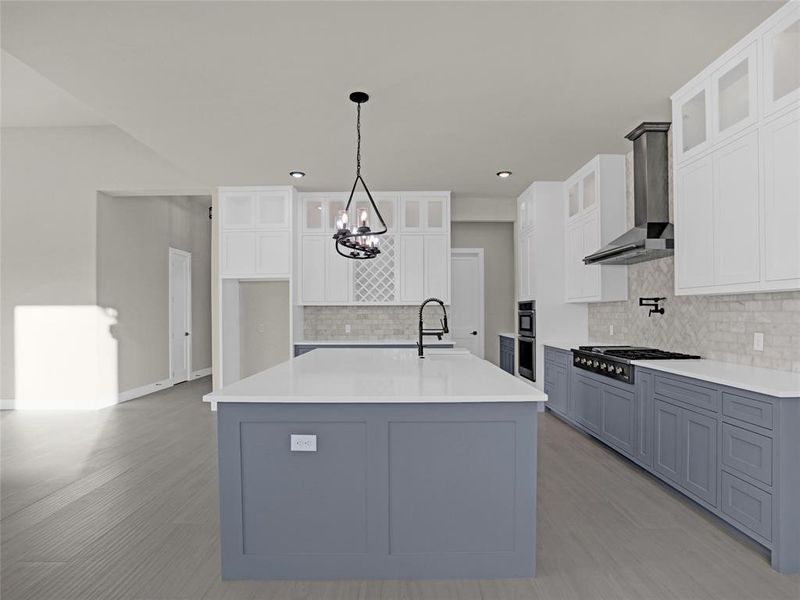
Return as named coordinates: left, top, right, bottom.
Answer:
left=169, top=248, right=191, bottom=383
left=450, top=249, right=484, bottom=358
left=676, top=156, right=714, bottom=290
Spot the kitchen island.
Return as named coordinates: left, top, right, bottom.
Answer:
left=204, top=348, right=546, bottom=580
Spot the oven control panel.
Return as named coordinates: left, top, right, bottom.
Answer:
left=572, top=351, right=633, bottom=384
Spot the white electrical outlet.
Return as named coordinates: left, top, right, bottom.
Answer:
left=753, top=332, right=764, bottom=352
left=345, top=323, right=351, bottom=334
left=290, top=434, right=317, bottom=452
left=609, top=324, right=614, bottom=336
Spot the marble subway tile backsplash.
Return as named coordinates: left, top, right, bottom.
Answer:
left=303, top=306, right=424, bottom=340
left=588, top=257, right=800, bottom=372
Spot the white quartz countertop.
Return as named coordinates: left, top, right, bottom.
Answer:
left=295, top=339, right=453, bottom=346
left=498, top=332, right=516, bottom=339
left=632, top=359, right=800, bottom=398
left=205, top=348, right=548, bottom=404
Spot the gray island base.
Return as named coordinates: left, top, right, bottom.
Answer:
left=206, top=349, right=545, bottom=580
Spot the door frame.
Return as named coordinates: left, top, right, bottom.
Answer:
left=168, top=247, right=192, bottom=383
left=450, top=248, right=485, bottom=359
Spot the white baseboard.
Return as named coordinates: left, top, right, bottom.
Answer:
left=191, top=367, right=212, bottom=380
left=118, top=378, right=173, bottom=403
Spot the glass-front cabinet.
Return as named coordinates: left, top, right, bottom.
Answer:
left=674, top=81, right=711, bottom=162
left=763, top=7, right=800, bottom=117
left=712, top=42, right=758, bottom=142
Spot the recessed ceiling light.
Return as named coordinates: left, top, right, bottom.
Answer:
left=496, top=171, right=512, bottom=178
left=289, top=171, right=306, bottom=178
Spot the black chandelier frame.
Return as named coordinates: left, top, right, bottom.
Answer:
left=333, top=92, right=388, bottom=260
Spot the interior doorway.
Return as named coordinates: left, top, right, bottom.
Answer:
left=450, top=248, right=485, bottom=358
left=169, top=248, right=192, bottom=384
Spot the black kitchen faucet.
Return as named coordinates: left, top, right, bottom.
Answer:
left=417, top=297, right=449, bottom=358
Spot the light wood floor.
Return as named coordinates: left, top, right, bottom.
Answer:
left=1, top=378, right=798, bottom=600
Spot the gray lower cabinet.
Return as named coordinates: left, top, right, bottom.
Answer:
left=543, top=361, right=568, bottom=415
left=573, top=372, right=603, bottom=434
left=551, top=356, right=800, bottom=574
left=654, top=399, right=682, bottom=485
left=499, top=336, right=515, bottom=375
left=634, top=370, right=654, bottom=467
left=653, top=399, right=717, bottom=506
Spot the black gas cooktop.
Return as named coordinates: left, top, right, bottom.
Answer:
left=571, top=346, right=701, bottom=383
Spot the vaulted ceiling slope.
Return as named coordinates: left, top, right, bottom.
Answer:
left=0, top=1, right=781, bottom=197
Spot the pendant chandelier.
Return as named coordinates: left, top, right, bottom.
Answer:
left=333, top=91, right=387, bottom=259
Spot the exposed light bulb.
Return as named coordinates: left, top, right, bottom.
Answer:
left=360, top=209, right=368, bottom=226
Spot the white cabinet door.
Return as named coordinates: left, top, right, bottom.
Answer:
left=674, top=81, right=712, bottom=163
left=221, top=192, right=255, bottom=229
left=565, top=221, right=584, bottom=301
left=325, top=241, right=350, bottom=303
left=762, top=6, right=800, bottom=117
left=762, top=109, right=800, bottom=284
left=302, top=197, right=326, bottom=232
left=255, top=231, right=290, bottom=277
left=713, top=131, right=760, bottom=286
left=399, top=236, right=425, bottom=302
left=400, top=197, right=424, bottom=232
left=518, top=234, right=529, bottom=301
left=581, top=211, right=602, bottom=299
left=676, top=156, right=715, bottom=290
left=712, top=42, right=758, bottom=143
left=301, top=236, right=326, bottom=302
left=581, top=169, right=598, bottom=212
left=222, top=231, right=255, bottom=276
left=566, top=179, right=580, bottom=220
left=424, top=235, right=449, bottom=301
left=255, top=192, right=289, bottom=230
left=525, top=233, right=536, bottom=301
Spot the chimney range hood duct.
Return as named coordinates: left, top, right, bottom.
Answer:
left=583, top=122, right=674, bottom=266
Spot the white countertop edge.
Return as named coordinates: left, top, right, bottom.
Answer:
left=204, top=394, right=547, bottom=404
left=498, top=332, right=516, bottom=339
left=632, top=359, right=800, bottom=398
left=295, top=339, right=454, bottom=346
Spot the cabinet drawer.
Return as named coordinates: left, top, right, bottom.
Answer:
left=654, top=374, right=720, bottom=413
left=721, top=423, right=773, bottom=486
left=721, top=471, right=772, bottom=542
left=722, top=392, right=773, bottom=430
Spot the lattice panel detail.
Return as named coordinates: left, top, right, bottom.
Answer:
left=353, top=235, right=396, bottom=303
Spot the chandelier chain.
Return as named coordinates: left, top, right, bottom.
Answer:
left=356, top=103, right=362, bottom=177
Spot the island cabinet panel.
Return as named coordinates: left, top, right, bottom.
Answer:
left=239, top=421, right=367, bottom=555
left=217, top=402, right=537, bottom=580
left=389, top=421, right=516, bottom=554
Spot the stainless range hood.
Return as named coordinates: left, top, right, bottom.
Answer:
left=584, top=122, right=673, bottom=266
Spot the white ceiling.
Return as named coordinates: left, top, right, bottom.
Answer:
left=1, top=50, right=107, bottom=127
left=0, top=1, right=782, bottom=198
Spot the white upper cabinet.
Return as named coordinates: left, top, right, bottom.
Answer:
left=672, top=2, right=800, bottom=295
left=297, top=192, right=450, bottom=304
left=761, top=109, right=800, bottom=286
left=517, top=188, right=535, bottom=233
left=219, top=186, right=293, bottom=279
left=400, top=194, right=449, bottom=233
left=563, top=155, right=628, bottom=303
left=763, top=4, right=800, bottom=117
left=673, top=81, right=711, bottom=163
left=712, top=42, right=758, bottom=143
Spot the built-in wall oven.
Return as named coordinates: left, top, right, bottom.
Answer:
left=518, top=301, right=535, bottom=382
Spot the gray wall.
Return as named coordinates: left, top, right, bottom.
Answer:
left=97, top=194, right=212, bottom=392
left=451, top=222, right=516, bottom=366
left=239, top=281, right=290, bottom=378
left=588, top=142, right=800, bottom=373
left=0, top=125, right=206, bottom=403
